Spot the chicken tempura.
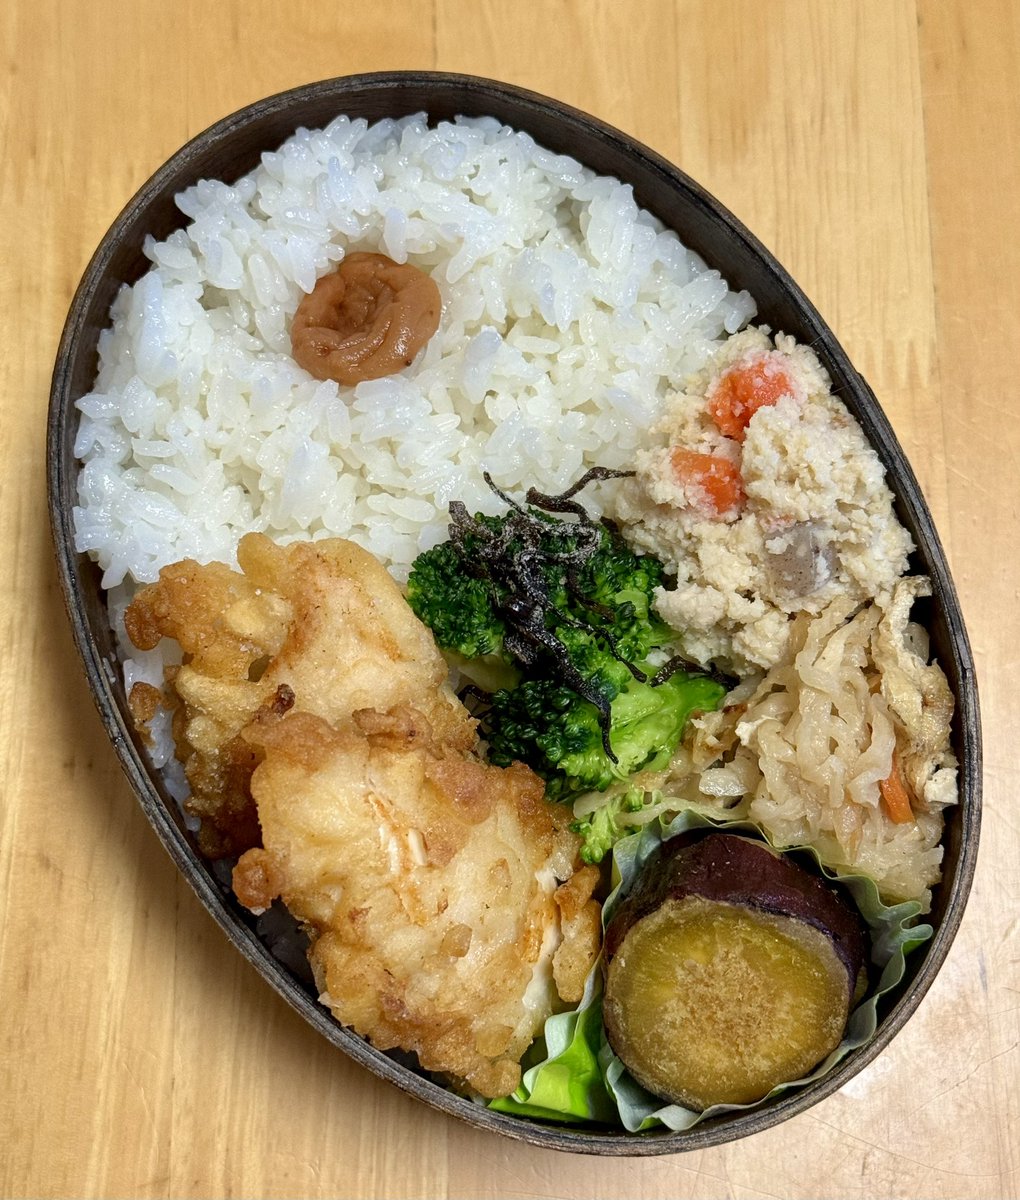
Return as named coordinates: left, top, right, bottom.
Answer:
left=125, top=533, right=601, bottom=1097
left=235, top=703, right=598, bottom=1097
left=125, top=533, right=475, bottom=856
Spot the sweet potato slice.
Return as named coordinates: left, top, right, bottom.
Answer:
left=603, top=832, right=866, bottom=1111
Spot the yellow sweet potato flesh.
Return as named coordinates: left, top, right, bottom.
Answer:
left=603, top=894, right=851, bottom=1110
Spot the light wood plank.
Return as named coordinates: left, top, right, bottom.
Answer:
left=1, top=0, right=1016, bottom=1196
left=918, top=2, right=1020, bottom=1187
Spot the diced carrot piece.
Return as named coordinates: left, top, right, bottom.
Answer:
left=879, top=750, right=915, bottom=824
left=707, top=355, right=794, bottom=441
left=669, top=448, right=745, bottom=517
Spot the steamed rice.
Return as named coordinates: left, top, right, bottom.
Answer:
left=72, top=113, right=754, bottom=589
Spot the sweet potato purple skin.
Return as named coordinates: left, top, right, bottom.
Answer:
left=604, top=831, right=867, bottom=999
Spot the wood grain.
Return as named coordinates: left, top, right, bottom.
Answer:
left=1, top=1, right=1016, bottom=1196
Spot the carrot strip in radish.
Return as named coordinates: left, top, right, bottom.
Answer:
left=879, top=750, right=915, bottom=824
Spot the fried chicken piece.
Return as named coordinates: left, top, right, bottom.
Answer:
left=551, top=862, right=603, bottom=1002
left=125, top=534, right=473, bottom=855
left=234, top=704, right=598, bottom=1097
left=127, top=534, right=602, bottom=1094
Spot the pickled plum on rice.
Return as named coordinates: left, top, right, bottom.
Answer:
left=290, top=252, right=442, bottom=385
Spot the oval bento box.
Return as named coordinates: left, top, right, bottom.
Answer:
left=46, top=71, right=981, bottom=1154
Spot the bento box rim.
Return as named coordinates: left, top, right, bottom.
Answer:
left=46, top=70, right=982, bottom=1156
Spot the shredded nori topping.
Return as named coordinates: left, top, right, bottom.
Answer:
left=651, top=654, right=738, bottom=692
left=445, top=468, right=718, bottom=762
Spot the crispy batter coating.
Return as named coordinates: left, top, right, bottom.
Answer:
left=125, top=533, right=473, bottom=855
left=235, top=704, right=592, bottom=1097
left=551, top=864, right=603, bottom=1003
left=126, top=534, right=602, bottom=1095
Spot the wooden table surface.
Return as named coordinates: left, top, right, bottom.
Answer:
left=2, top=1, right=1017, bottom=1197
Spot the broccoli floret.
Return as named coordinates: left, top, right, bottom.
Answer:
left=408, top=470, right=733, bottom=805
left=406, top=541, right=506, bottom=658
left=406, top=473, right=670, bottom=708
left=570, top=532, right=669, bottom=665
left=570, top=790, right=648, bottom=865
left=548, top=623, right=635, bottom=710
left=485, top=671, right=726, bottom=803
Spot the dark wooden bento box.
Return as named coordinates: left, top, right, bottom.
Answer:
left=46, top=72, right=981, bottom=1154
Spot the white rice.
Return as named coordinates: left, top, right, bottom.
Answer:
left=73, top=113, right=755, bottom=589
